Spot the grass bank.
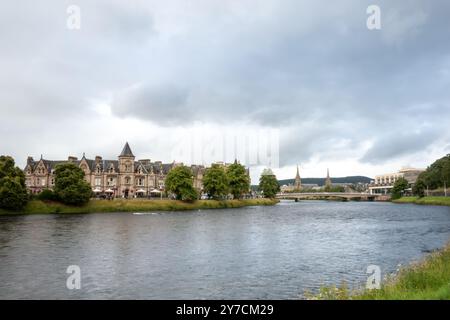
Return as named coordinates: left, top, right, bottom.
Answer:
left=393, top=196, right=450, bottom=207
left=309, top=242, right=450, bottom=300
left=0, top=198, right=279, bottom=215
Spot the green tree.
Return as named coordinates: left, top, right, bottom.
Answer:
left=413, top=179, right=426, bottom=198
left=203, top=164, right=229, bottom=199
left=391, top=177, right=409, bottom=200
left=259, top=169, right=280, bottom=198
left=418, top=154, right=450, bottom=189
left=165, top=165, right=198, bottom=201
left=53, top=163, right=92, bottom=205
left=0, top=156, right=28, bottom=210
left=226, top=161, right=250, bottom=199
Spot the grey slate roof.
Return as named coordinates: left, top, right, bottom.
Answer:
left=119, top=142, right=134, bottom=157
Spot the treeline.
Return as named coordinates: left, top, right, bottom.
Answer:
left=416, top=154, right=450, bottom=190
left=166, top=161, right=251, bottom=201
left=166, top=162, right=281, bottom=200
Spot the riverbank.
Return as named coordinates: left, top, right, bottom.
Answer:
left=0, top=198, right=279, bottom=215
left=393, top=196, right=450, bottom=206
left=311, top=242, right=450, bottom=300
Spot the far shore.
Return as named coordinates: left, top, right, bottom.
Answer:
left=0, top=198, right=280, bottom=215
left=393, top=196, right=450, bottom=207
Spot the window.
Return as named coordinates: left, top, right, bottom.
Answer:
left=125, top=177, right=131, bottom=185
left=95, top=178, right=101, bottom=186
left=107, top=177, right=116, bottom=186
left=136, top=178, right=144, bottom=186
left=124, top=161, right=132, bottom=172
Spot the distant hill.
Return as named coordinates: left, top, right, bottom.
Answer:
left=278, top=176, right=373, bottom=187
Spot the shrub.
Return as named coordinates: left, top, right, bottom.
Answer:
left=37, top=189, right=58, bottom=201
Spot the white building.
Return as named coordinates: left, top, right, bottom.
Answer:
left=368, top=168, right=425, bottom=195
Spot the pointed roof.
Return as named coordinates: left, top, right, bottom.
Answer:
left=295, top=164, right=302, bottom=189
left=325, top=168, right=332, bottom=187
left=119, top=142, right=135, bottom=157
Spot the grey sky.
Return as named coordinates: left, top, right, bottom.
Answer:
left=1, top=0, right=450, bottom=182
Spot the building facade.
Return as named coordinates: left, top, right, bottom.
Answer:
left=368, top=167, right=425, bottom=195
left=24, top=143, right=206, bottom=198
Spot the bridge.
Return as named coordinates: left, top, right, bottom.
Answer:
left=276, top=192, right=389, bottom=201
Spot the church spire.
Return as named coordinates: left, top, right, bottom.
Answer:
left=294, top=164, right=302, bottom=191
left=325, top=168, right=332, bottom=188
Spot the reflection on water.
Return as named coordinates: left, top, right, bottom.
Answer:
left=0, top=201, right=449, bottom=299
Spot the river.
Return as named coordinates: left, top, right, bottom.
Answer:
left=0, top=201, right=449, bottom=299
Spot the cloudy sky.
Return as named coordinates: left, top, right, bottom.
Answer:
left=1, top=0, right=450, bottom=183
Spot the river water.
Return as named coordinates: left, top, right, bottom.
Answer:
left=0, top=201, right=449, bottom=299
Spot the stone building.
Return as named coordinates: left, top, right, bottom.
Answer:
left=24, top=143, right=206, bottom=198
left=368, top=167, right=425, bottom=195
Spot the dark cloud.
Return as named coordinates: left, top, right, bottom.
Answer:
left=112, top=83, right=190, bottom=125
left=360, top=127, right=442, bottom=164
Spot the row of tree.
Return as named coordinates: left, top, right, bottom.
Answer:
left=165, top=161, right=252, bottom=201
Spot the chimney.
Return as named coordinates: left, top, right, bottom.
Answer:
left=139, top=159, right=151, bottom=166
left=27, top=156, right=34, bottom=165
left=95, top=156, right=102, bottom=163
left=68, top=156, right=78, bottom=162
